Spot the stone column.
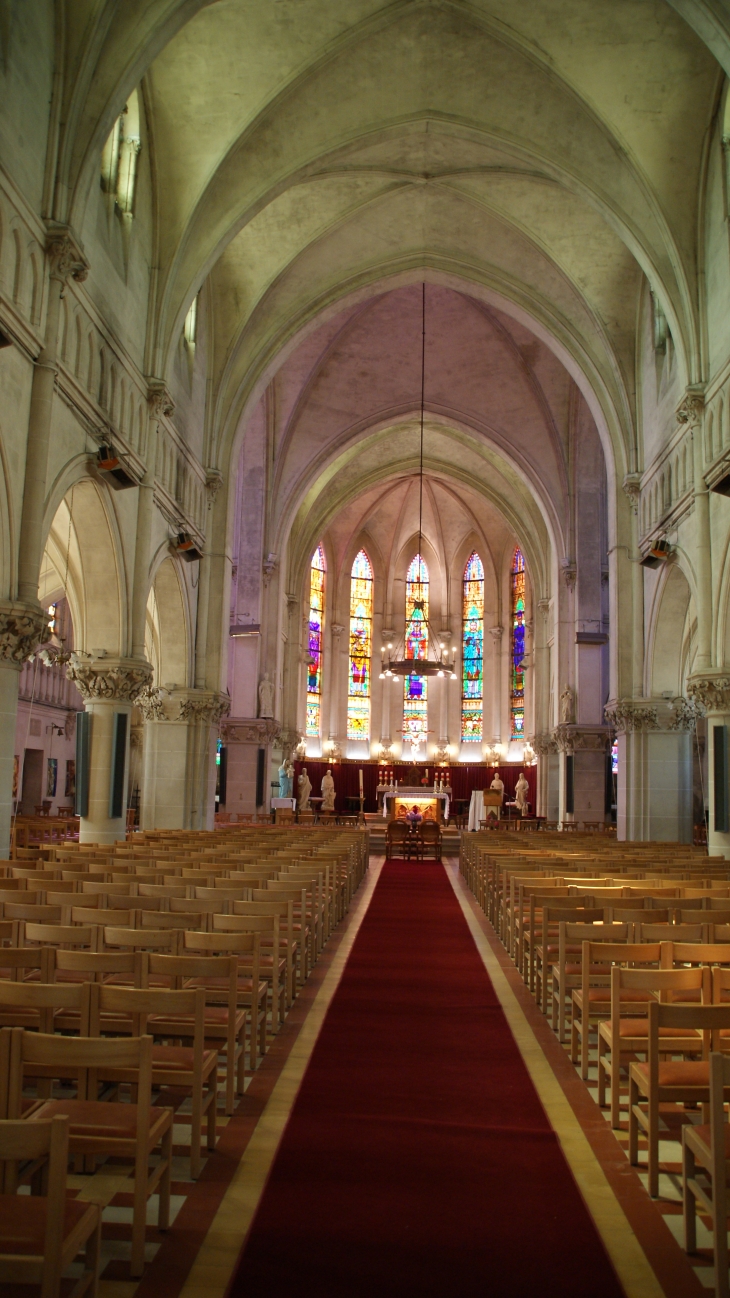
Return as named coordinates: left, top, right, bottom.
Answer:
left=680, top=392, right=712, bottom=673
left=531, top=732, right=558, bottom=821
left=604, top=699, right=693, bottom=843
left=66, top=657, right=152, bottom=844
left=489, top=625, right=503, bottom=742
left=178, top=692, right=231, bottom=829
left=131, top=384, right=173, bottom=659
left=379, top=627, right=393, bottom=753
left=621, top=476, right=645, bottom=698
left=687, top=677, right=730, bottom=855
left=222, top=717, right=281, bottom=816
left=0, top=606, right=49, bottom=854
left=17, top=229, right=88, bottom=605
left=554, top=724, right=609, bottom=827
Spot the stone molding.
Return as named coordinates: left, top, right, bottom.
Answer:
left=66, top=655, right=153, bottom=702
left=622, top=473, right=641, bottom=513
left=553, top=724, right=609, bottom=753
left=177, top=691, right=231, bottom=725
left=530, top=731, right=557, bottom=756
left=136, top=683, right=166, bottom=721
left=46, top=227, right=88, bottom=284
left=687, top=675, right=730, bottom=713
left=677, top=390, right=704, bottom=433
left=668, top=696, right=705, bottom=730
left=147, top=380, right=175, bottom=420
left=0, top=601, right=49, bottom=664
left=221, top=717, right=281, bottom=745
left=604, top=700, right=659, bottom=732
left=561, top=560, right=577, bottom=591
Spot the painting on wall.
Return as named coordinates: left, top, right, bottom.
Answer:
left=12, top=755, right=18, bottom=799
left=46, top=757, right=57, bottom=798
left=65, top=759, right=75, bottom=798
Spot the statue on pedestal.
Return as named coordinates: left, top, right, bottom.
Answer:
left=489, top=772, right=505, bottom=802
left=514, top=771, right=530, bottom=816
left=278, top=761, right=293, bottom=799
left=560, top=685, right=575, bottom=725
left=297, top=766, right=311, bottom=811
left=258, top=673, right=274, bottom=718
left=321, top=768, right=336, bottom=812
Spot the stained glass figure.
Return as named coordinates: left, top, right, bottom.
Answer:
left=306, top=545, right=325, bottom=738
left=510, top=548, right=526, bottom=740
left=347, top=549, right=373, bottom=741
left=462, top=552, right=484, bottom=741
left=403, top=554, right=429, bottom=747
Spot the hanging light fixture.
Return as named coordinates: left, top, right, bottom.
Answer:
left=383, top=284, right=454, bottom=680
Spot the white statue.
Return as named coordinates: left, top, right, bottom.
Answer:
left=321, top=768, right=336, bottom=812
left=489, top=773, right=505, bottom=801
left=297, top=766, right=312, bottom=811
left=258, top=673, right=274, bottom=718
left=514, top=771, right=530, bottom=816
left=278, top=761, right=292, bottom=799
left=560, top=685, right=574, bottom=725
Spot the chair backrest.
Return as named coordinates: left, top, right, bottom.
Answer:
left=666, top=942, right=730, bottom=967
left=140, top=909, right=199, bottom=931
left=0, top=946, right=51, bottom=981
left=635, top=922, right=704, bottom=943
left=8, top=1027, right=153, bottom=1115
left=650, top=1001, right=730, bottom=1058
left=102, top=925, right=180, bottom=953
left=0, top=1113, right=72, bottom=1265
left=92, top=983, right=204, bottom=1047
left=0, top=979, right=92, bottom=1032
left=610, top=963, right=710, bottom=1013
left=23, top=922, right=97, bottom=951
left=4, top=902, right=62, bottom=924
left=51, top=948, right=140, bottom=983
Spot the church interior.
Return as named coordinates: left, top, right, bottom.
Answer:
left=5, top=2, right=730, bottom=1295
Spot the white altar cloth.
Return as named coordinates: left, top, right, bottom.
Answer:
left=380, top=787, right=450, bottom=820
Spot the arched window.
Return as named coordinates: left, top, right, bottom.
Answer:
left=100, top=88, right=141, bottom=216
left=306, top=545, right=325, bottom=738
left=510, top=548, right=526, bottom=740
left=462, top=552, right=484, bottom=741
left=403, top=554, right=429, bottom=749
left=347, top=549, right=373, bottom=741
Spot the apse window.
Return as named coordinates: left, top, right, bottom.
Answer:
left=510, top=548, right=526, bottom=740
left=403, top=554, right=429, bottom=750
left=306, top=545, right=325, bottom=738
left=100, top=89, right=141, bottom=216
left=347, top=550, right=373, bottom=742
left=461, top=552, right=484, bottom=741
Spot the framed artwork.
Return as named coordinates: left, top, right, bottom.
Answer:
left=12, top=755, right=18, bottom=799
left=65, top=759, right=76, bottom=798
left=46, top=757, right=57, bottom=798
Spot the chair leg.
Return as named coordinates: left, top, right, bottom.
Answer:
left=648, top=1093, right=659, bottom=1197
left=158, top=1123, right=172, bottom=1231
left=610, top=1056, right=622, bottom=1130
left=682, top=1140, right=697, bottom=1254
left=628, top=1076, right=639, bottom=1167
left=714, top=1154, right=730, bottom=1298
left=190, top=1080, right=202, bottom=1179
left=207, top=1076, right=217, bottom=1152
left=581, top=1016, right=590, bottom=1081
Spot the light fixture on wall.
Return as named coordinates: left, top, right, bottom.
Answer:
left=95, top=444, right=137, bottom=490
left=382, top=284, right=454, bottom=682
left=173, top=532, right=202, bottom=563
left=640, top=538, right=671, bottom=569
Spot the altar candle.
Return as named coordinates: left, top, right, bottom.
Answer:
left=359, top=768, right=363, bottom=796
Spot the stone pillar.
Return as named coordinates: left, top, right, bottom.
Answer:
left=66, top=657, right=152, bottom=844
left=680, top=392, right=712, bottom=673
left=554, top=725, right=609, bottom=827
left=531, top=732, right=557, bottom=820
left=222, top=717, right=281, bottom=816
left=17, top=229, right=88, bottom=605
left=489, top=625, right=503, bottom=742
left=687, top=677, right=730, bottom=855
left=131, top=384, right=173, bottom=659
left=178, top=692, right=230, bottom=829
left=605, top=699, right=693, bottom=843
left=0, top=605, right=49, bottom=854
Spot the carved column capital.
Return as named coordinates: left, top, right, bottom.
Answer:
left=136, top=683, right=166, bottom=721
left=622, top=474, right=642, bottom=513
left=262, top=553, right=278, bottom=586
left=530, top=731, right=557, bottom=756
left=331, top=623, right=345, bottom=638
left=0, top=601, right=49, bottom=664
left=205, top=468, right=223, bottom=506
left=66, top=655, right=153, bottom=702
left=177, top=690, right=231, bottom=725
left=489, top=625, right=503, bottom=641
left=677, top=390, right=705, bottom=433
left=561, top=560, right=577, bottom=591
left=146, top=380, right=175, bottom=420
left=667, top=695, right=705, bottom=730
left=687, top=674, right=730, bottom=713
left=220, top=716, right=280, bottom=745
left=604, top=699, right=659, bottom=733
left=45, top=226, right=88, bottom=284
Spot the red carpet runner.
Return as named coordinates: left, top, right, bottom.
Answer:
left=229, top=861, right=627, bottom=1297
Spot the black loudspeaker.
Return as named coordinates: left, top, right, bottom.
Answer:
left=108, top=712, right=128, bottom=820
left=218, top=746, right=228, bottom=806
left=714, top=724, right=729, bottom=834
left=256, top=748, right=265, bottom=808
left=565, top=754, right=575, bottom=816
left=75, top=711, right=90, bottom=818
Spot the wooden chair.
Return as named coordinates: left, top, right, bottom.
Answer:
left=50, top=948, right=141, bottom=988
left=0, top=947, right=51, bottom=984
left=572, top=941, right=660, bottom=1079
left=212, top=913, right=284, bottom=1029
left=143, top=953, right=246, bottom=1116
left=0, top=981, right=92, bottom=1037
left=91, top=985, right=217, bottom=1179
left=9, top=1029, right=173, bottom=1277
left=385, top=823, right=408, bottom=859
left=419, top=822, right=442, bottom=861
left=682, top=1051, right=730, bottom=1298
left=183, top=930, right=267, bottom=1069
left=0, top=1114, right=101, bottom=1298
left=598, top=965, right=709, bottom=1128
left=629, top=1003, right=730, bottom=1197
left=233, top=898, right=299, bottom=1004
left=550, top=922, right=627, bottom=1043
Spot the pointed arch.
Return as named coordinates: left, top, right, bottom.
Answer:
left=347, top=548, right=373, bottom=741
left=462, top=551, right=485, bottom=742
left=306, top=543, right=325, bottom=738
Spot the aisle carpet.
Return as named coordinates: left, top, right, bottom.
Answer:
left=229, top=861, right=627, bottom=1297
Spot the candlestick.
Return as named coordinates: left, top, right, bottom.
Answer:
left=359, top=768, right=363, bottom=794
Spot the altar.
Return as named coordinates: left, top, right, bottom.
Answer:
left=380, top=786, right=450, bottom=823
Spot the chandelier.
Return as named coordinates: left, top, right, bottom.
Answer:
left=381, top=284, right=455, bottom=681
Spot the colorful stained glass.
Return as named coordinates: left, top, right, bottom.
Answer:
left=462, top=552, right=484, bottom=741
left=306, top=545, right=325, bottom=738
left=510, top=548, right=526, bottom=740
left=347, top=549, right=373, bottom=741
left=403, top=554, right=429, bottom=747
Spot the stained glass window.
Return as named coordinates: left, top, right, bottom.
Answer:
left=306, top=545, right=325, bottom=738
left=347, top=549, right=373, bottom=741
left=403, top=554, right=429, bottom=748
left=510, top=548, right=526, bottom=740
left=462, top=552, right=484, bottom=741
